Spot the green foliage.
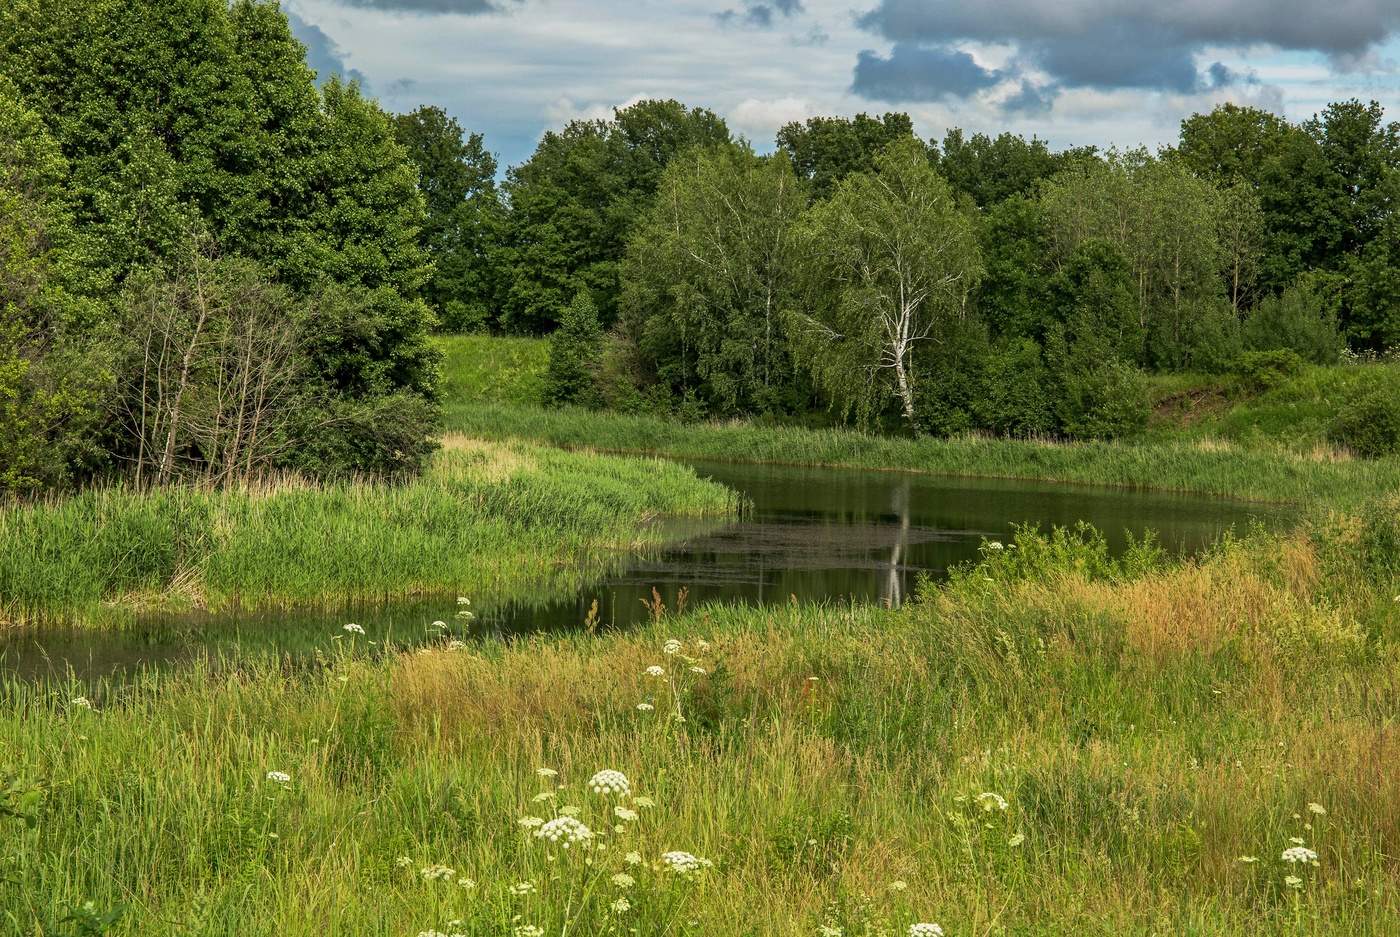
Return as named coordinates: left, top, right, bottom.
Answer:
left=621, top=143, right=806, bottom=416
left=1329, top=383, right=1400, bottom=459
left=392, top=105, right=504, bottom=332
left=1053, top=355, right=1150, bottom=441
left=1230, top=349, right=1306, bottom=392
left=1241, top=278, right=1343, bottom=363
left=933, top=127, right=1096, bottom=207
left=502, top=99, right=731, bottom=333
left=0, top=80, right=111, bottom=494
left=974, top=338, right=1057, bottom=437
left=793, top=138, right=982, bottom=430
left=544, top=290, right=603, bottom=407
left=775, top=111, right=915, bottom=200
left=435, top=334, right=547, bottom=407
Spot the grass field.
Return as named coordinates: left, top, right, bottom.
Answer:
left=6, top=512, right=1399, bottom=934
left=0, top=437, right=733, bottom=628
left=435, top=334, right=548, bottom=407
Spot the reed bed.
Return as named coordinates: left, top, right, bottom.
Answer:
left=0, top=437, right=735, bottom=628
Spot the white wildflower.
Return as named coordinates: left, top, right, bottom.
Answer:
left=624, top=850, right=643, bottom=866
left=688, top=665, right=707, bottom=675
left=518, top=816, right=545, bottom=829
left=1007, top=832, right=1025, bottom=847
left=888, top=880, right=908, bottom=891
left=456, top=596, right=471, bottom=606
left=420, top=864, right=455, bottom=882
left=611, top=897, right=632, bottom=913
left=818, top=926, right=843, bottom=937
left=986, top=541, right=1005, bottom=551
left=536, top=767, right=558, bottom=778
left=909, top=925, right=944, bottom=937
left=342, top=622, right=364, bottom=635
left=457, top=877, right=476, bottom=888
left=1282, top=846, right=1319, bottom=865
left=589, top=769, right=631, bottom=796
left=514, top=926, right=544, bottom=937
left=1285, top=875, right=1303, bottom=888
left=636, top=702, right=655, bottom=712
left=663, top=639, right=683, bottom=655
left=70, top=696, right=93, bottom=709
left=611, top=872, right=635, bottom=888
left=645, top=665, right=665, bottom=678
left=509, top=881, right=536, bottom=896
left=660, top=850, right=712, bottom=875
left=395, top=856, right=413, bottom=868
left=614, top=805, right=639, bottom=822
left=1238, top=855, right=1259, bottom=864
left=532, top=791, right=556, bottom=803
left=431, top=620, right=448, bottom=630
left=1307, top=802, right=1326, bottom=816
left=558, top=805, right=581, bottom=817
left=975, top=791, right=1008, bottom=812
left=633, top=795, right=655, bottom=808
left=535, top=815, right=593, bottom=848
left=265, top=770, right=291, bottom=784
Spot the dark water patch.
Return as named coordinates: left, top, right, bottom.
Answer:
left=2, top=460, right=1289, bottom=685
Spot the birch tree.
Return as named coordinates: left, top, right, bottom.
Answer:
left=791, top=138, right=981, bottom=430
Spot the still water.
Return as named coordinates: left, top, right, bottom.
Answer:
left=2, top=460, right=1287, bottom=683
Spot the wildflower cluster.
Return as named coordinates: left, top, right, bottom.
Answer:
left=638, top=636, right=714, bottom=723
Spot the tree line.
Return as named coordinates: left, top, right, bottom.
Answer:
left=393, top=91, right=1397, bottom=438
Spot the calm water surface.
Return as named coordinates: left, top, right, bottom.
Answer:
left=3, top=460, right=1288, bottom=683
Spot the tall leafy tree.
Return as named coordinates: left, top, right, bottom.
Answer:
left=621, top=143, right=806, bottom=415
left=0, top=81, right=110, bottom=492
left=775, top=112, right=915, bottom=201
left=502, top=99, right=731, bottom=333
left=792, top=139, right=982, bottom=429
left=393, top=105, right=504, bottom=332
left=932, top=128, right=1097, bottom=208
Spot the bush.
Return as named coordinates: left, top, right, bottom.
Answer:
left=1057, top=360, right=1149, bottom=441
left=1242, top=279, right=1343, bottom=364
left=284, top=391, right=441, bottom=477
left=974, top=338, right=1056, bottom=437
left=544, top=290, right=603, bottom=407
left=1230, top=349, right=1305, bottom=391
left=1329, top=384, right=1400, bottom=458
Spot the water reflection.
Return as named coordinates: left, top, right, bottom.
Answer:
left=2, top=460, right=1288, bottom=683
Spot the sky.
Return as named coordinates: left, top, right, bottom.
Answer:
left=284, top=0, right=1400, bottom=170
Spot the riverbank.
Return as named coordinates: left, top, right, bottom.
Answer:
left=0, top=437, right=735, bottom=629
left=8, top=512, right=1398, bottom=934
left=446, top=401, right=1400, bottom=509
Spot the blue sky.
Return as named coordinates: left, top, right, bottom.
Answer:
left=285, top=0, right=1400, bottom=170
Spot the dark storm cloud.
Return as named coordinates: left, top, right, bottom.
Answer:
left=716, top=0, right=805, bottom=29
left=854, top=0, right=1400, bottom=96
left=852, top=43, right=1004, bottom=102
left=286, top=10, right=368, bottom=87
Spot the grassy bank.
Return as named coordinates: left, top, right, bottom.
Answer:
left=7, top=512, right=1399, bottom=934
left=435, top=334, right=548, bottom=407
left=1145, top=362, right=1400, bottom=453
left=0, top=437, right=734, bottom=628
left=445, top=401, right=1400, bottom=509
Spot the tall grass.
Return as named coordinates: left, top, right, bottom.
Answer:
left=445, top=402, right=1400, bottom=508
left=434, top=334, right=548, bottom=407
left=5, top=513, right=1397, bottom=934
left=0, top=437, right=735, bottom=628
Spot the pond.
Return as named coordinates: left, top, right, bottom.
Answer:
left=2, top=460, right=1288, bottom=684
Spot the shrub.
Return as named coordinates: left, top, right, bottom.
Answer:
left=975, top=338, right=1056, bottom=437
left=1057, top=360, right=1149, bottom=441
left=1242, top=279, right=1343, bottom=364
left=1230, top=348, right=1305, bottom=391
left=1329, top=384, right=1400, bottom=458
left=544, top=290, right=603, bottom=407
